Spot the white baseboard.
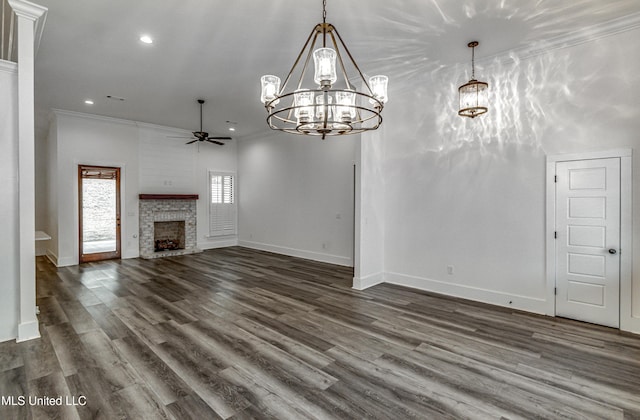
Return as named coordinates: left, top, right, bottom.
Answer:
left=621, top=316, right=640, bottom=335
left=122, top=249, right=140, bottom=259
left=55, top=256, right=77, bottom=267
left=239, top=240, right=353, bottom=267
left=384, top=271, right=547, bottom=315
left=352, top=272, right=385, bottom=290
left=200, top=237, right=239, bottom=250
left=17, top=321, right=40, bottom=343
left=45, top=249, right=58, bottom=266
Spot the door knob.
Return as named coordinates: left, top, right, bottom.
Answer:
left=608, top=249, right=617, bottom=255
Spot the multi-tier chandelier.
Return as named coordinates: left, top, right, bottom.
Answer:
left=260, top=0, right=389, bottom=139
left=458, top=41, right=488, bottom=118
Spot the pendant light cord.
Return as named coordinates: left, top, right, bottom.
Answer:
left=471, top=44, right=475, bottom=80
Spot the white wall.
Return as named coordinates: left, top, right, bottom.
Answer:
left=238, top=132, right=356, bottom=266
left=0, top=61, right=19, bottom=341
left=367, top=27, right=640, bottom=332
left=137, top=123, right=238, bottom=250
left=50, top=111, right=140, bottom=266
left=45, top=111, right=238, bottom=266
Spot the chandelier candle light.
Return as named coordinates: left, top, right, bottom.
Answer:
left=458, top=41, right=488, bottom=118
left=260, top=0, right=389, bottom=139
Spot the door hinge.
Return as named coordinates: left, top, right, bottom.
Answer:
left=554, top=231, right=557, bottom=239
left=554, top=287, right=557, bottom=295
left=554, top=175, right=557, bottom=183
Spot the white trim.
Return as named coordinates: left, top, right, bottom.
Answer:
left=135, top=121, right=192, bottom=136
left=7, top=0, right=47, bottom=55
left=239, top=240, right=353, bottom=267
left=51, top=109, right=224, bottom=138
left=16, top=320, right=40, bottom=342
left=0, top=59, right=18, bottom=73
left=547, top=149, right=632, bottom=162
left=45, top=249, right=58, bottom=266
left=52, top=109, right=138, bottom=127
left=200, top=237, right=238, bottom=250
left=385, top=272, right=547, bottom=314
left=620, top=155, right=637, bottom=333
left=546, top=149, right=635, bottom=334
left=353, top=272, right=384, bottom=290
left=7, top=0, right=46, bottom=20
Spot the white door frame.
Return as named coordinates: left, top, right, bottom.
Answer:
left=546, top=149, right=633, bottom=331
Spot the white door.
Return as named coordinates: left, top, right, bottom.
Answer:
left=555, top=158, right=620, bottom=328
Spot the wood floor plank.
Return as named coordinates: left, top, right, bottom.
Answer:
left=2, top=247, right=639, bottom=419
left=112, top=334, right=192, bottom=405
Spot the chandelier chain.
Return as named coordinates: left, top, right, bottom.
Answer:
left=322, top=0, right=327, bottom=23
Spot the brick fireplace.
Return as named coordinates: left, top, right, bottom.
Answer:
left=139, top=194, right=201, bottom=259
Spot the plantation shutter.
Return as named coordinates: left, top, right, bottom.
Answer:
left=209, top=172, right=236, bottom=236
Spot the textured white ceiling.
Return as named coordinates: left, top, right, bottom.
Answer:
left=33, top=0, right=640, bottom=139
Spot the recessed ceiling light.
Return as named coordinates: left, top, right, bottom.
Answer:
left=84, top=99, right=94, bottom=105
left=140, top=35, right=153, bottom=44
left=229, top=127, right=236, bottom=132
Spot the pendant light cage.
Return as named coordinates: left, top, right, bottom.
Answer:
left=458, top=41, right=488, bottom=118
left=260, top=1, right=388, bottom=139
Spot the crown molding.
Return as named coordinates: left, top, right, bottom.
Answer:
left=0, top=59, right=18, bottom=74
left=7, top=0, right=46, bottom=20
left=134, top=121, right=191, bottom=135
left=482, top=11, right=640, bottom=65
left=50, top=109, right=193, bottom=135
left=51, top=109, right=138, bottom=127
left=7, top=0, right=48, bottom=55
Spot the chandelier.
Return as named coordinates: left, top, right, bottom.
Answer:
left=458, top=41, right=488, bottom=118
left=260, top=0, right=389, bottom=139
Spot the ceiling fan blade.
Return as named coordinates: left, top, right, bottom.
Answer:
left=206, top=139, right=225, bottom=145
left=185, top=139, right=198, bottom=144
left=207, top=136, right=232, bottom=141
left=167, top=136, right=192, bottom=139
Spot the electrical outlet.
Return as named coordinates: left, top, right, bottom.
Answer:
left=447, top=265, right=454, bottom=275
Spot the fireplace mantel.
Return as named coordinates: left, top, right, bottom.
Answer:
left=139, top=194, right=199, bottom=200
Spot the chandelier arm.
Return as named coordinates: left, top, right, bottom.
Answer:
left=283, top=29, right=320, bottom=122
left=295, top=30, right=320, bottom=92
left=279, top=24, right=322, bottom=94
left=329, top=30, right=352, bottom=91
left=331, top=25, right=374, bottom=95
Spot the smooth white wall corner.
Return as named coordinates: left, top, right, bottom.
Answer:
left=353, top=128, right=385, bottom=289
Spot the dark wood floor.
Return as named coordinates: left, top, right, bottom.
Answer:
left=1, top=247, right=639, bottom=419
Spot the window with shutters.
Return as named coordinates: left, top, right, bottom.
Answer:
left=209, top=172, right=236, bottom=236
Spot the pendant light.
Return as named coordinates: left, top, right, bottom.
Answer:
left=458, top=41, right=488, bottom=118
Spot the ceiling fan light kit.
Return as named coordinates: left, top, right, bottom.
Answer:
left=458, top=41, right=489, bottom=119
left=259, top=0, right=389, bottom=139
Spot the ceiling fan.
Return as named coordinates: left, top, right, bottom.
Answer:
left=172, top=99, right=232, bottom=145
